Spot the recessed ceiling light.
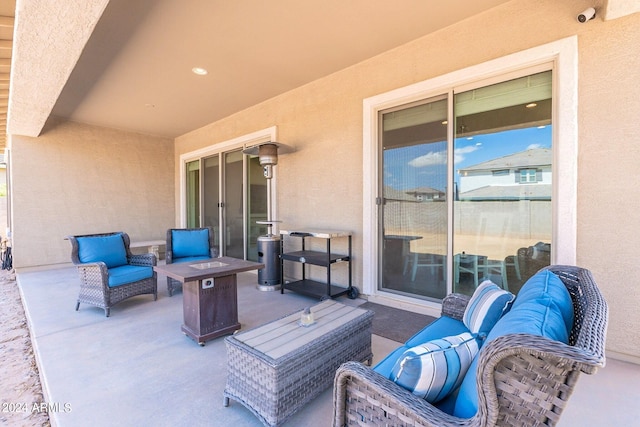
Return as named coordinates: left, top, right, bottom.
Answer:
left=192, top=67, right=208, bottom=76
left=526, top=102, right=537, bottom=108
left=441, top=120, right=448, bottom=125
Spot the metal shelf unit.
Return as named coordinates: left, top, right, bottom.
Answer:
left=279, top=230, right=357, bottom=300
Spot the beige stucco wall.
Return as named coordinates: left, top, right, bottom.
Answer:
left=10, top=117, right=175, bottom=269
left=175, top=0, right=640, bottom=362
left=576, top=10, right=640, bottom=362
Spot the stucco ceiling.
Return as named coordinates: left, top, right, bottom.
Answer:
left=5, top=0, right=640, bottom=145
left=7, top=0, right=514, bottom=141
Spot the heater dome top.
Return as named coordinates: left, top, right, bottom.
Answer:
left=241, top=141, right=294, bottom=157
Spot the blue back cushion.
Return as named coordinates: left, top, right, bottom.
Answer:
left=171, top=229, right=210, bottom=258
left=511, top=270, right=574, bottom=336
left=77, top=234, right=127, bottom=268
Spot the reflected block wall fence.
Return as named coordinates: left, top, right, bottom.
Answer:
left=385, top=200, right=551, bottom=252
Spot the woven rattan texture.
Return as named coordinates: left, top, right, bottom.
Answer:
left=225, top=306, right=373, bottom=427
left=68, top=232, right=157, bottom=317
left=332, top=265, right=608, bottom=427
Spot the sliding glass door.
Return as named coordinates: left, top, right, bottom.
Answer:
left=378, top=69, right=553, bottom=300
left=185, top=150, right=268, bottom=260
left=380, top=96, right=449, bottom=300
left=452, top=71, right=552, bottom=295
left=202, top=155, right=220, bottom=244
left=185, top=160, right=200, bottom=228
left=224, top=151, right=244, bottom=258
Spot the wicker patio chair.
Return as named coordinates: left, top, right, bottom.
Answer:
left=517, top=241, right=551, bottom=281
left=333, top=265, right=608, bottom=427
left=166, top=227, right=217, bottom=296
left=68, top=232, right=157, bottom=317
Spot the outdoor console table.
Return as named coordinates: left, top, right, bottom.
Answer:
left=153, top=257, right=263, bottom=346
left=280, top=229, right=357, bottom=300
left=130, top=239, right=165, bottom=259
left=223, top=299, right=373, bottom=426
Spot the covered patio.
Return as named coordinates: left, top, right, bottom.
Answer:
left=18, top=266, right=640, bottom=426
left=4, top=1, right=640, bottom=425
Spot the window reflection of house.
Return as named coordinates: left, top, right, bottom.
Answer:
left=405, top=186, right=445, bottom=202
left=458, top=148, right=551, bottom=201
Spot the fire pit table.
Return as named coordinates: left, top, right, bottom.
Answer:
left=154, top=257, right=263, bottom=345
left=223, top=299, right=373, bottom=426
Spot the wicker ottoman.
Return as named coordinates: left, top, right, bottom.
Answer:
left=223, top=300, right=373, bottom=426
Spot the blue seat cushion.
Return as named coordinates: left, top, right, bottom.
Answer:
left=452, top=356, right=480, bottom=418
left=171, top=255, right=211, bottom=265
left=453, top=277, right=572, bottom=418
left=374, top=316, right=469, bottom=377
left=374, top=346, right=412, bottom=377
left=171, top=229, right=210, bottom=259
left=108, top=265, right=153, bottom=288
left=389, top=332, right=480, bottom=403
left=406, top=316, right=470, bottom=347
left=77, top=233, right=127, bottom=268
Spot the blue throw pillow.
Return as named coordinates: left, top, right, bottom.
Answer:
left=77, top=234, right=127, bottom=268
left=374, top=316, right=469, bottom=378
left=171, top=229, right=210, bottom=258
left=463, top=280, right=515, bottom=335
left=389, top=332, right=480, bottom=403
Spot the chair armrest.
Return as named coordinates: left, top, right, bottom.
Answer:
left=479, top=333, right=605, bottom=378
left=128, top=253, right=157, bottom=267
left=441, top=293, right=470, bottom=320
left=75, top=262, right=109, bottom=290
left=471, top=333, right=605, bottom=426
left=75, top=261, right=107, bottom=273
left=333, top=361, right=475, bottom=427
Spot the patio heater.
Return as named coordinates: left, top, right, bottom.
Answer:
left=242, top=142, right=294, bottom=291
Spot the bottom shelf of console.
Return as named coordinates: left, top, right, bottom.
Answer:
left=281, top=279, right=349, bottom=300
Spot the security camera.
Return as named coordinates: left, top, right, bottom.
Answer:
left=577, top=7, right=596, bottom=23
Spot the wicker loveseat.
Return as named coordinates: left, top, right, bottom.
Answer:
left=333, top=265, right=608, bottom=426
left=68, top=232, right=157, bottom=316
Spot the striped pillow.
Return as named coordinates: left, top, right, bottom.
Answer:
left=463, top=280, right=515, bottom=334
left=389, top=332, right=480, bottom=403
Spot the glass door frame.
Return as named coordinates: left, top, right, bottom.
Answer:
left=377, top=94, right=452, bottom=302
left=178, top=127, right=279, bottom=259
left=362, top=38, right=578, bottom=315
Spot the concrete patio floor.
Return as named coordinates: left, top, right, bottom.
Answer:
left=17, top=265, right=640, bottom=426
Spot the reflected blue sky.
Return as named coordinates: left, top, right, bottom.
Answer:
left=384, top=126, right=552, bottom=191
